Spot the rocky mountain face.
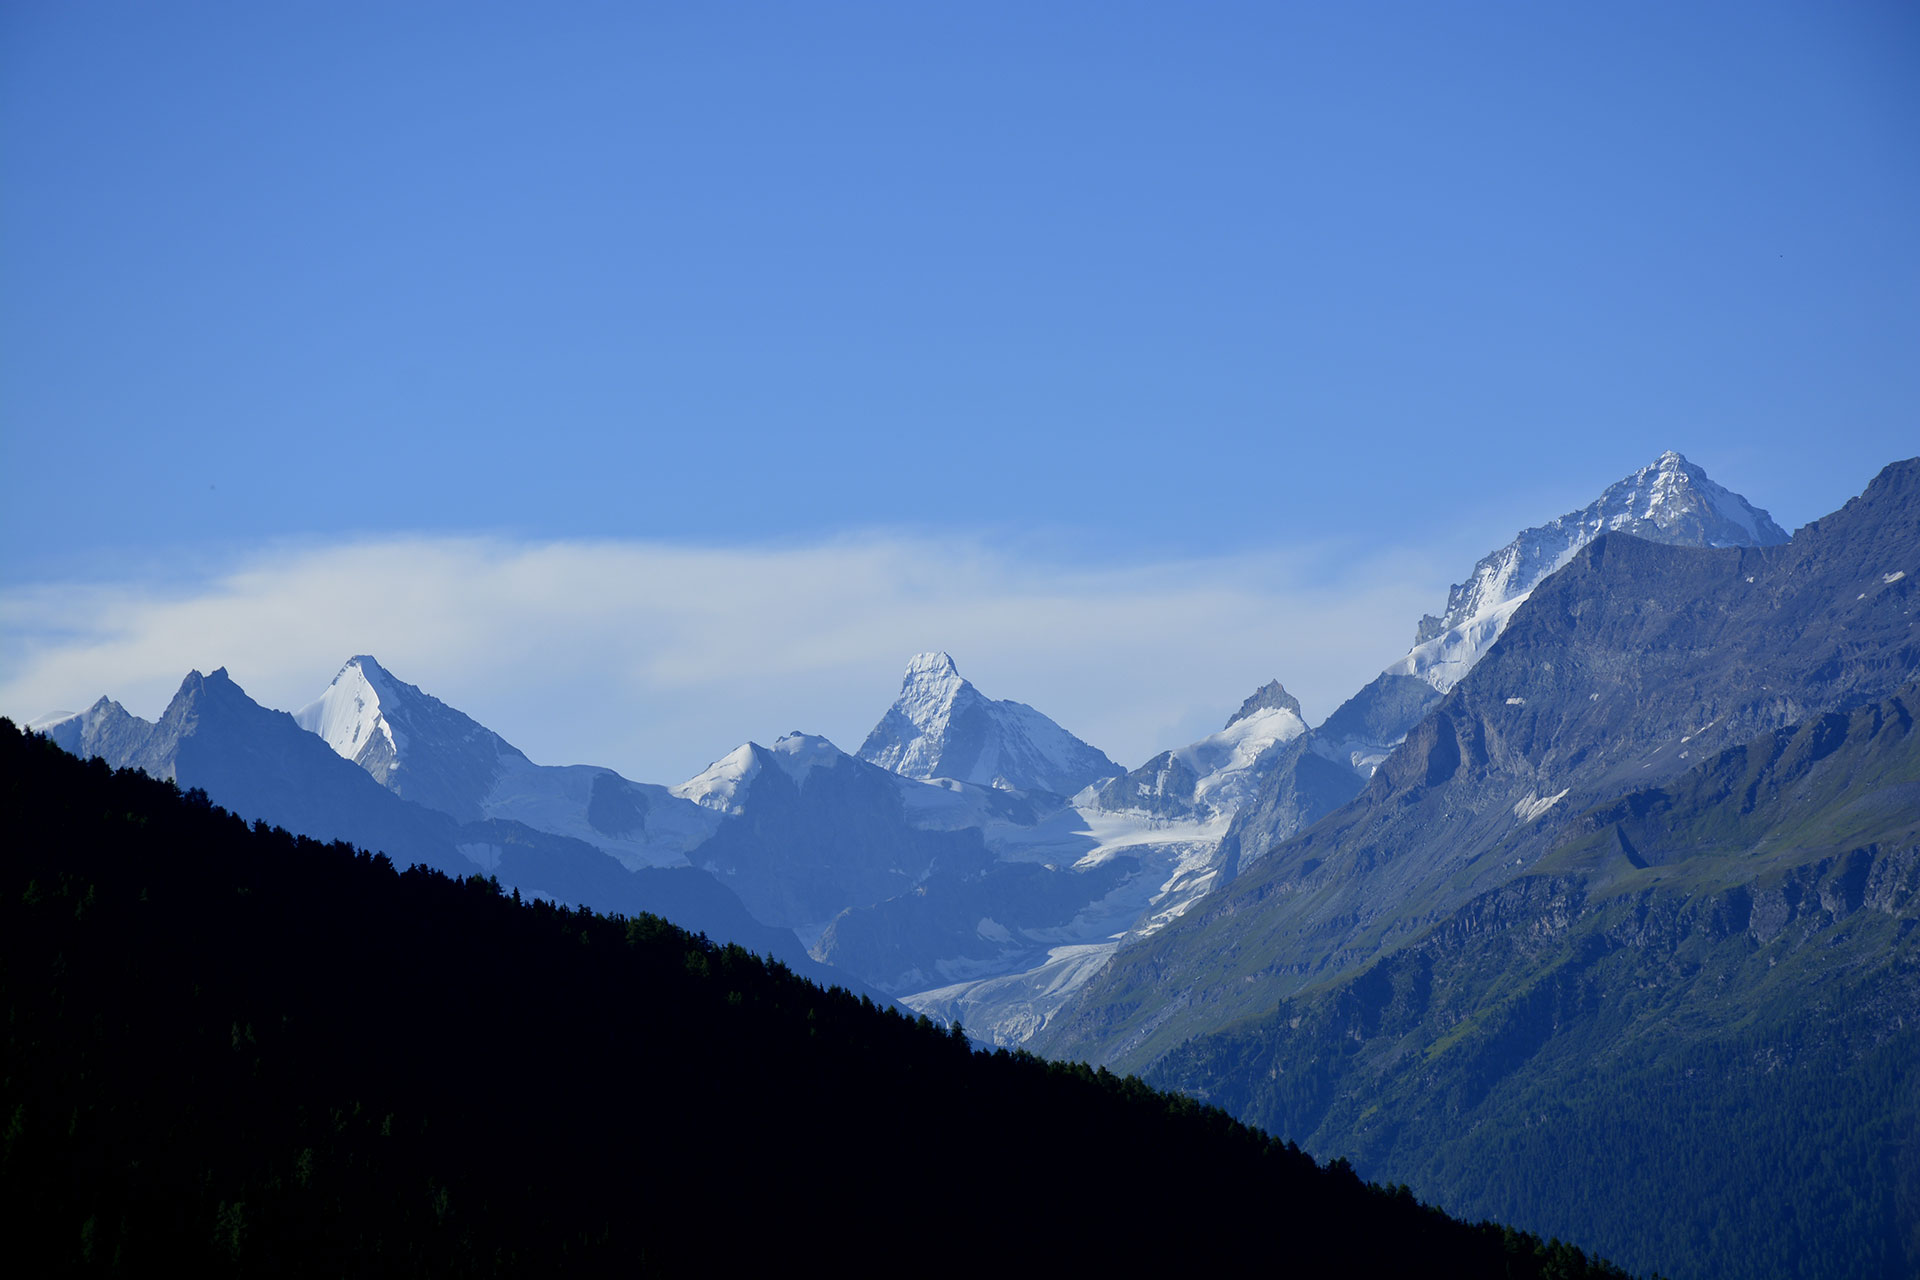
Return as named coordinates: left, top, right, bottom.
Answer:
left=31, top=697, right=154, bottom=764
left=1312, top=451, right=1787, bottom=780
left=1409, top=450, right=1788, bottom=669
left=1222, top=451, right=1798, bottom=871
left=1027, top=457, right=1918, bottom=1280
left=857, top=652, right=1121, bottom=798
left=1040, top=457, right=1917, bottom=1070
left=1146, top=683, right=1920, bottom=1280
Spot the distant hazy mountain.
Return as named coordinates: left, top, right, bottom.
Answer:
left=39, top=668, right=473, bottom=878
left=858, top=651, right=1122, bottom=798
left=36, top=668, right=832, bottom=982
left=297, top=655, right=717, bottom=868
left=1089, top=679, right=1311, bottom=821
left=671, top=731, right=994, bottom=935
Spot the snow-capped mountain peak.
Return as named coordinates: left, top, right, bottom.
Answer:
left=905, top=649, right=962, bottom=680
left=894, top=651, right=973, bottom=724
left=767, top=732, right=845, bottom=785
left=672, top=743, right=764, bottom=815
left=294, top=655, right=535, bottom=822
left=671, top=732, right=849, bottom=815
left=857, top=653, right=1121, bottom=798
left=1225, top=680, right=1303, bottom=730
left=1310, top=451, right=1789, bottom=780
left=296, top=655, right=405, bottom=768
left=1088, top=679, right=1310, bottom=820
left=1398, top=451, right=1787, bottom=693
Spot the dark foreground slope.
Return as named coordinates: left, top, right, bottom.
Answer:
left=0, top=721, right=1635, bottom=1277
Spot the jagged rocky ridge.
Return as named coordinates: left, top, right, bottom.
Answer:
left=1221, top=450, right=1794, bottom=871
left=1040, top=456, right=1918, bottom=1073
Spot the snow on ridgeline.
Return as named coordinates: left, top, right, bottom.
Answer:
left=1086, top=680, right=1309, bottom=821
left=857, top=652, right=1122, bottom=798
left=295, top=655, right=718, bottom=867
left=295, top=654, right=411, bottom=781
left=1396, top=451, right=1789, bottom=697
left=669, top=732, right=846, bottom=816
left=1314, top=450, right=1790, bottom=780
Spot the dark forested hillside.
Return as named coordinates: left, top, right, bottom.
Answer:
left=0, top=720, right=1638, bottom=1276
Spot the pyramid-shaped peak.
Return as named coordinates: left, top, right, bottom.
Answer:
left=860, top=652, right=1119, bottom=796
left=333, top=654, right=406, bottom=695
left=163, top=668, right=270, bottom=728
left=1634, top=449, right=1704, bottom=489
left=1602, top=452, right=1788, bottom=546
left=316, top=657, right=455, bottom=720
left=904, top=651, right=963, bottom=681
left=671, top=741, right=765, bottom=815
left=893, top=652, right=978, bottom=725
left=1225, top=680, right=1304, bottom=730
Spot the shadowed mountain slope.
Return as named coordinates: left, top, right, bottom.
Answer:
left=1144, top=684, right=1920, bottom=1280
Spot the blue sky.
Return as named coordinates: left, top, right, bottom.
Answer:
left=3, top=3, right=1916, bottom=780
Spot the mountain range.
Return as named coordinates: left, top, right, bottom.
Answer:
left=24, top=449, right=1917, bottom=1278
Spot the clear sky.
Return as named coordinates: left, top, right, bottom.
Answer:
left=3, top=2, right=1916, bottom=781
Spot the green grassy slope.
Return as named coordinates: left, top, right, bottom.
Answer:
left=1146, top=689, right=1920, bottom=1280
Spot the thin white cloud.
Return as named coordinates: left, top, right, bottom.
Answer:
left=0, top=532, right=1446, bottom=783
